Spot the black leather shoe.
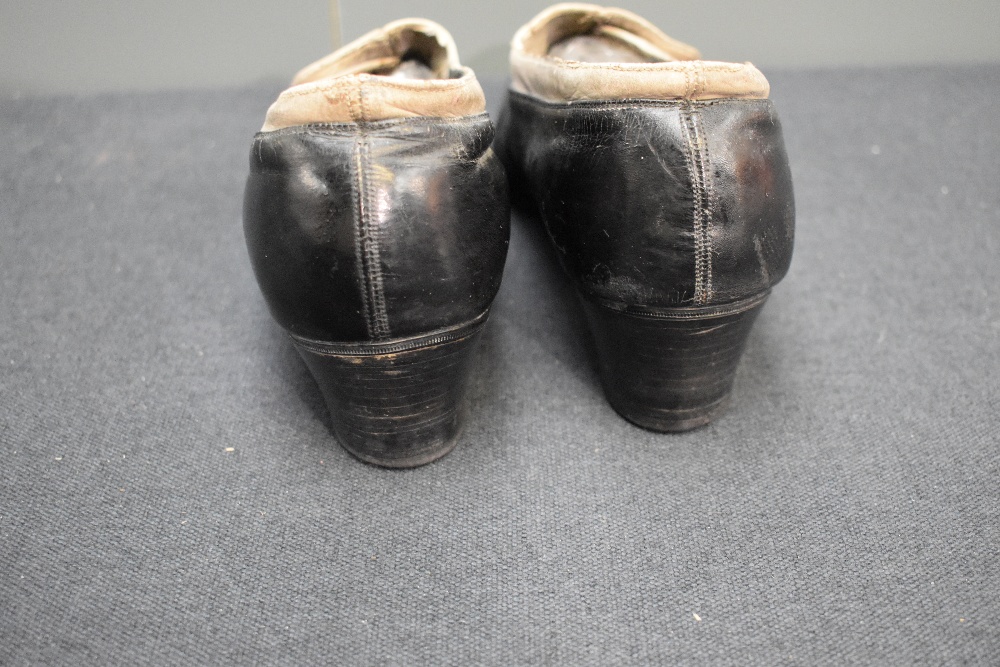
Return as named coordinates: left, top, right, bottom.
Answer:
left=495, top=4, right=794, bottom=431
left=243, top=20, right=510, bottom=466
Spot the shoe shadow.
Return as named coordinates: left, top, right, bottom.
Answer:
left=495, top=210, right=602, bottom=392
left=262, top=319, right=336, bottom=434
left=734, top=292, right=797, bottom=424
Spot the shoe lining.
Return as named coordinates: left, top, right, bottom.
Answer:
left=548, top=32, right=659, bottom=63
left=373, top=56, right=439, bottom=80
left=372, top=31, right=456, bottom=80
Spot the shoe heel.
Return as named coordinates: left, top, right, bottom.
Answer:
left=580, top=294, right=768, bottom=432
left=291, top=314, right=488, bottom=468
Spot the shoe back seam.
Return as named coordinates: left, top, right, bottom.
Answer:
left=679, top=103, right=714, bottom=305
left=350, top=95, right=392, bottom=340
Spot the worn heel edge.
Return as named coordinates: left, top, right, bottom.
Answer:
left=292, top=312, right=488, bottom=468
left=610, top=394, right=732, bottom=433
left=580, top=294, right=767, bottom=433
left=345, top=434, right=462, bottom=469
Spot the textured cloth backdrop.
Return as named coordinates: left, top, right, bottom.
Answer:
left=1, top=67, right=999, bottom=665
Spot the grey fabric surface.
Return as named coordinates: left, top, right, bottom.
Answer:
left=1, top=66, right=998, bottom=665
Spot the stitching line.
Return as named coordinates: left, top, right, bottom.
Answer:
left=357, top=133, right=391, bottom=340
left=346, top=83, right=360, bottom=123
left=696, top=109, right=715, bottom=303
left=680, top=103, right=714, bottom=305
left=290, top=310, right=490, bottom=357
left=519, top=53, right=749, bottom=73
left=350, top=138, right=373, bottom=338
left=582, top=290, right=769, bottom=320
left=348, top=82, right=392, bottom=340
left=255, top=113, right=492, bottom=138
left=694, top=62, right=706, bottom=98
left=507, top=90, right=754, bottom=110
left=276, top=73, right=473, bottom=98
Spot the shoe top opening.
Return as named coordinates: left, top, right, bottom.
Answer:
left=369, top=28, right=457, bottom=80
left=548, top=31, right=660, bottom=64
left=516, top=3, right=701, bottom=63
left=291, top=19, right=463, bottom=87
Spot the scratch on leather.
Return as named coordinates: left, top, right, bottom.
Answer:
left=680, top=104, right=714, bottom=305
left=352, top=134, right=392, bottom=340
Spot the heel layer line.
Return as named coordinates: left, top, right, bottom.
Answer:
left=290, top=310, right=489, bottom=357
left=581, top=291, right=769, bottom=320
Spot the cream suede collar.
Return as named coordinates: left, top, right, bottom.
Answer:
left=510, top=3, right=770, bottom=103
left=261, top=19, right=486, bottom=132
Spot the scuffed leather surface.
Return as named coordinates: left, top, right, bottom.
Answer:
left=495, top=92, right=794, bottom=307
left=244, top=113, right=509, bottom=342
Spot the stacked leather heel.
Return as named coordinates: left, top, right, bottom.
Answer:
left=581, top=294, right=768, bottom=431
left=292, top=314, right=488, bottom=468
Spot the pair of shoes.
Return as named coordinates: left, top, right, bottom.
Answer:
left=243, top=4, right=795, bottom=467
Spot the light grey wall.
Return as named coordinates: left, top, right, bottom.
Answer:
left=2, top=1, right=998, bottom=95
left=0, top=0, right=339, bottom=94
left=344, top=0, right=1000, bottom=74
